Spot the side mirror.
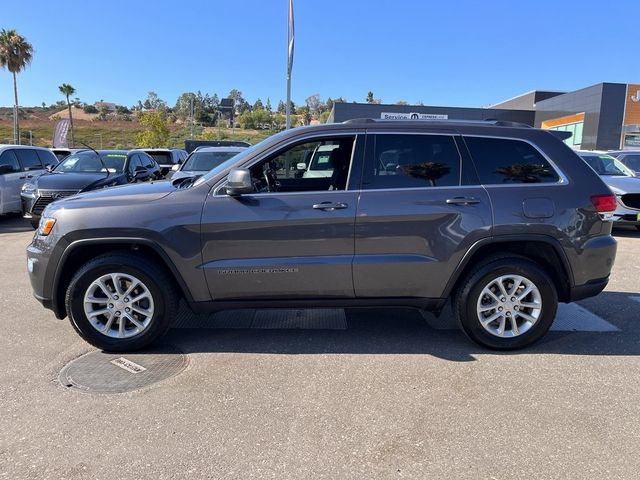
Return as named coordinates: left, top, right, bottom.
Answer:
left=225, top=169, right=253, bottom=196
left=46, top=164, right=54, bottom=172
left=171, top=164, right=180, bottom=172
left=296, top=162, right=307, bottom=171
left=0, top=164, right=14, bottom=175
left=133, top=166, right=148, bottom=179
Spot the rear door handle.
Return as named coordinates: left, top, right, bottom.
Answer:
left=446, top=197, right=480, bottom=205
left=313, top=202, right=348, bottom=210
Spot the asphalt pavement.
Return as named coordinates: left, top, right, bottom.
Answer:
left=1, top=214, right=639, bottom=480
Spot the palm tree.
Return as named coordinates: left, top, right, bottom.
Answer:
left=0, top=29, right=33, bottom=145
left=59, top=83, right=76, bottom=146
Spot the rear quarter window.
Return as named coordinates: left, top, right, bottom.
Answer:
left=464, top=136, right=560, bottom=184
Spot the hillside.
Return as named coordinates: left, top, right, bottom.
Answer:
left=0, top=107, right=273, bottom=148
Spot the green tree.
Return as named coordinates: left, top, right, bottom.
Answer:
left=319, top=111, right=331, bottom=123
left=0, top=29, right=33, bottom=144
left=58, top=83, right=76, bottom=146
left=366, top=91, right=375, bottom=104
left=141, top=91, right=167, bottom=111
left=135, top=111, right=170, bottom=147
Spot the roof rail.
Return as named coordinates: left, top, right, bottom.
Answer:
left=342, top=118, right=376, bottom=124
left=342, top=118, right=533, bottom=128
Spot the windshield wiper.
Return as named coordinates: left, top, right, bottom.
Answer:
left=78, top=141, right=110, bottom=178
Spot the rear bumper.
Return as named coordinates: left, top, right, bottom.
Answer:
left=567, top=234, right=617, bottom=299
left=569, top=277, right=609, bottom=302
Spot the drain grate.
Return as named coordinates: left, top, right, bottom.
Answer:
left=173, top=305, right=347, bottom=330
left=253, top=309, right=347, bottom=329
left=59, top=345, right=188, bottom=394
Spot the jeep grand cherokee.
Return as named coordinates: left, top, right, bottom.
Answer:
left=26, top=120, right=617, bottom=351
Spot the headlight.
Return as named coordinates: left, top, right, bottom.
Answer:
left=38, top=217, right=56, bottom=236
left=21, top=183, right=36, bottom=194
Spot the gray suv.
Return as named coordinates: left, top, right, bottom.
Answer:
left=27, top=120, right=617, bottom=351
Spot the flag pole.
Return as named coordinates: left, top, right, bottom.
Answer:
left=286, top=0, right=294, bottom=129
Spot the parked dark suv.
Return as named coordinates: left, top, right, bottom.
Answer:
left=26, top=120, right=617, bottom=351
left=21, top=149, right=161, bottom=228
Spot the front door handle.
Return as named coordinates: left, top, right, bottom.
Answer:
left=446, top=197, right=480, bottom=205
left=313, top=202, right=348, bottom=210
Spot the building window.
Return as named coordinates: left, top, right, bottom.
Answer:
left=548, top=121, right=583, bottom=148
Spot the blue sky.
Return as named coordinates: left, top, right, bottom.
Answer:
left=1, top=0, right=639, bottom=109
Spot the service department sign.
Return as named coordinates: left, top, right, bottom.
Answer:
left=381, top=112, right=448, bottom=120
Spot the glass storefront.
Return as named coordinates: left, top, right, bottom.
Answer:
left=548, top=122, right=583, bottom=148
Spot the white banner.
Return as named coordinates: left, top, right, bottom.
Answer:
left=381, top=112, right=448, bottom=120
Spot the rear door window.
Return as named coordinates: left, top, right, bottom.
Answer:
left=0, top=150, right=21, bottom=173
left=363, top=134, right=461, bottom=189
left=36, top=149, right=57, bottom=167
left=464, top=136, right=560, bottom=184
left=15, top=149, right=44, bottom=171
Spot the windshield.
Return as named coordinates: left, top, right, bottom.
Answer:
left=621, top=154, right=640, bottom=172
left=147, top=152, right=173, bottom=165
left=194, top=130, right=291, bottom=186
left=580, top=154, right=635, bottom=177
left=182, top=150, right=243, bottom=172
left=54, top=151, right=127, bottom=173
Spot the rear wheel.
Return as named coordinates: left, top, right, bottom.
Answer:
left=454, top=257, right=557, bottom=350
left=65, top=253, right=177, bottom=351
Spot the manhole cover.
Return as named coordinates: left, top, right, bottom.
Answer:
left=59, top=345, right=188, bottom=394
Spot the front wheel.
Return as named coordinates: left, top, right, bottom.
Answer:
left=454, top=257, right=557, bottom=350
left=65, top=253, right=177, bottom=351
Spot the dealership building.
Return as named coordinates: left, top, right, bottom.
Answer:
left=328, top=82, right=640, bottom=151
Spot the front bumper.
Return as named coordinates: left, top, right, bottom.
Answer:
left=21, top=192, right=37, bottom=218
left=612, top=200, right=640, bottom=225
left=26, top=234, right=65, bottom=318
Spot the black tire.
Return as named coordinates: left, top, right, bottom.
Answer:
left=30, top=217, right=39, bottom=229
left=635, top=225, right=640, bottom=232
left=454, top=256, right=557, bottom=350
left=65, top=252, right=178, bottom=352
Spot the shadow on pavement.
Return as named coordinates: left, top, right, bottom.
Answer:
left=0, top=213, right=33, bottom=234
left=159, top=299, right=640, bottom=362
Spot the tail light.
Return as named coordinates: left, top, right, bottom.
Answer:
left=591, top=194, right=617, bottom=213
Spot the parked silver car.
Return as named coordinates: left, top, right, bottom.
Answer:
left=0, top=145, right=57, bottom=215
left=577, top=151, right=640, bottom=229
left=607, top=150, right=640, bottom=175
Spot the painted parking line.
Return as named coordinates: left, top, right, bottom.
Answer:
left=550, top=303, right=619, bottom=332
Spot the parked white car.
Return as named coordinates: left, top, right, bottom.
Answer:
left=577, top=150, right=640, bottom=229
left=0, top=145, right=58, bottom=215
left=170, top=146, right=247, bottom=180
left=299, top=143, right=340, bottom=178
